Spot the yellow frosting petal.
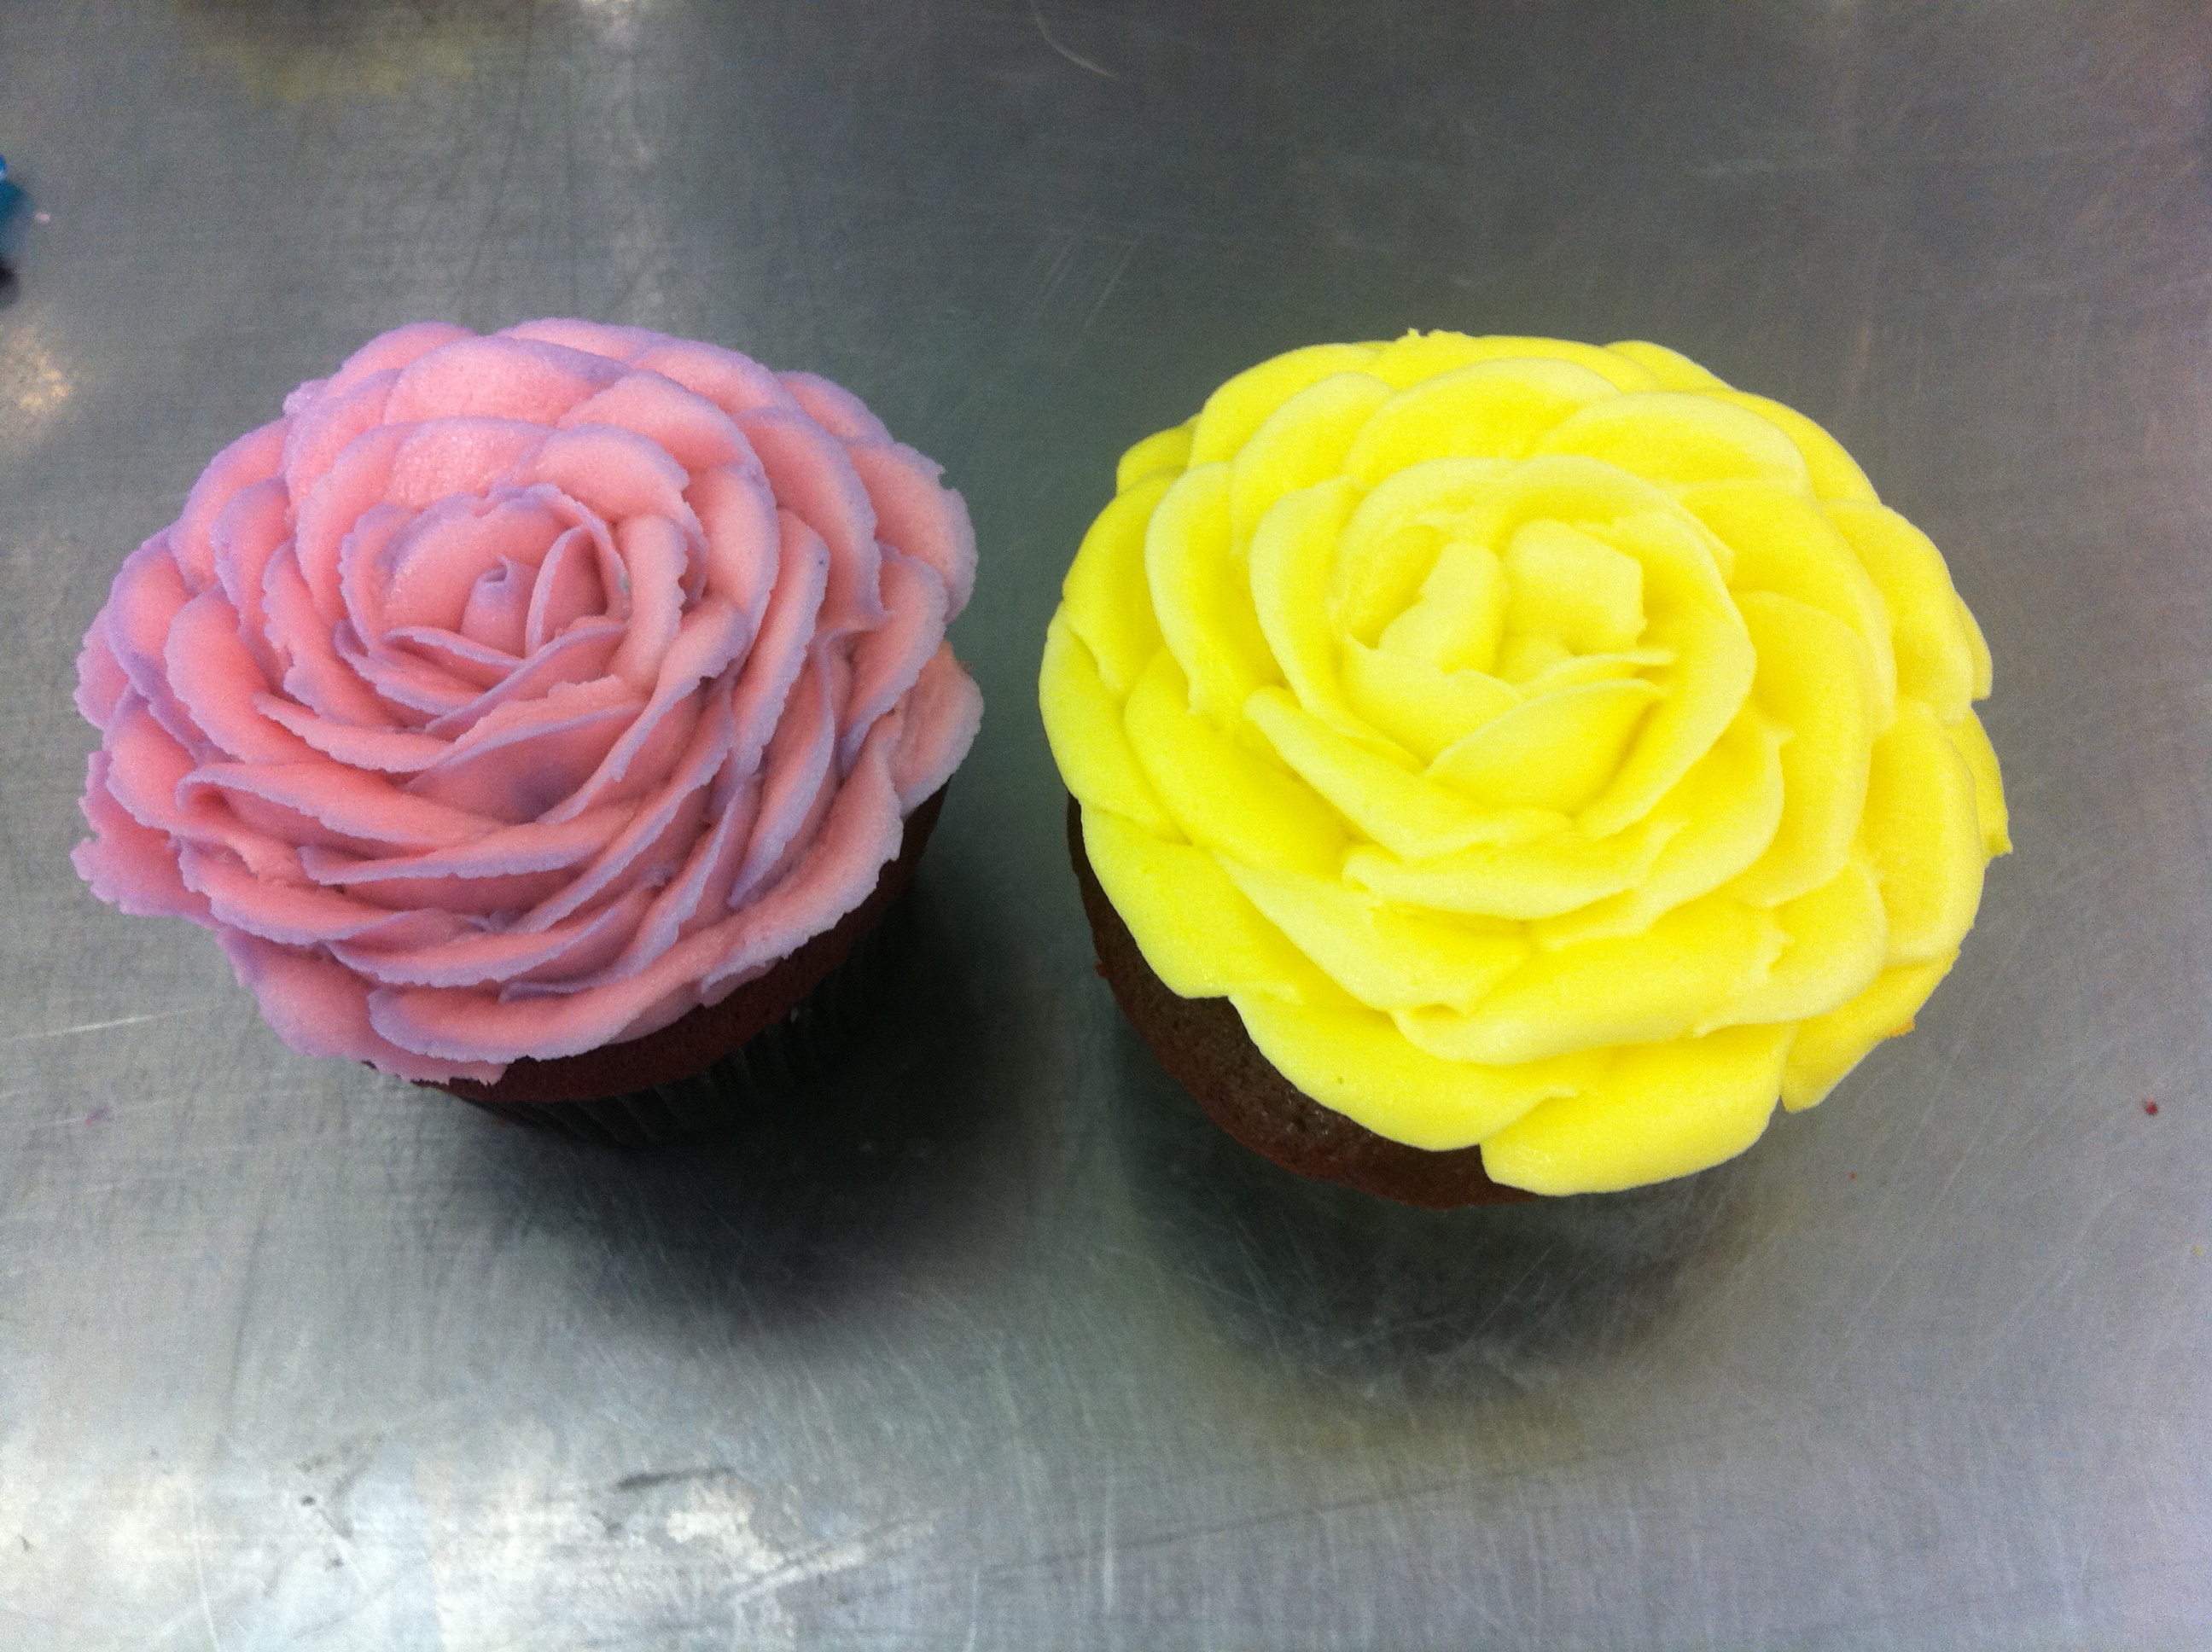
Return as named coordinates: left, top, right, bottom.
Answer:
left=1951, top=707, right=2011, bottom=857
left=1709, top=391, right=1879, bottom=503
left=1398, top=893, right=1783, bottom=1065
left=1685, top=480, right=1897, bottom=728
left=1039, top=616, right=1176, bottom=838
left=1188, top=343, right=1382, bottom=466
left=1343, top=819, right=1666, bottom=921
left=1125, top=653, right=1345, bottom=877
left=1780, top=953, right=1953, bottom=1112
left=1145, top=463, right=1277, bottom=724
left=1538, top=392, right=1813, bottom=492
left=1249, top=478, right=1374, bottom=741
left=1115, top=419, right=1195, bottom=493
left=1342, top=358, right=1621, bottom=484
left=1365, top=331, right=1660, bottom=392
left=1827, top=500, right=1976, bottom=724
left=1223, top=860, right=1529, bottom=1013
left=1481, top=1025, right=1792, bottom=1195
left=1860, top=699, right=1985, bottom=965
left=1604, top=339, right=1732, bottom=392
left=1246, top=685, right=1563, bottom=861
left=1084, top=809, right=1310, bottom=999
left=1727, top=590, right=1879, bottom=906
left=1039, top=331, right=2005, bottom=1195
left=1061, top=471, right=1173, bottom=698
left=1232, top=983, right=1598, bottom=1150
left=1229, top=373, right=1394, bottom=544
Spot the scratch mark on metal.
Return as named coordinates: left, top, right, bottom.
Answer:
left=1078, top=236, right=1142, bottom=343
left=185, top=1483, right=224, bottom=1652
left=1030, top=0, right=1116, bottom=79
left=3, top=1009, right=196, bottom=1044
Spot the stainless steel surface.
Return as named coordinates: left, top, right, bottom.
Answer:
left=3, top=3, right=2207, bottom=1646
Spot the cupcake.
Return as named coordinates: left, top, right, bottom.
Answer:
left=1040, top=332, right=2006, bottom=1204
left=73, top=319, right=981, bottom=1143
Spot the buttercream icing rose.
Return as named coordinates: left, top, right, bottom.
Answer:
left=73, top=319, right=981, bottom=1083
left=1041, top=332, right=2006, bottom=1195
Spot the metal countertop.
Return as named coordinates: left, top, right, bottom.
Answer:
left=2, top=3, right=2207, bottom=1647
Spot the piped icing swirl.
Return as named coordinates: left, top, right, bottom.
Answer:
left=73, top=320, right=981, bottom=1083
left=1040, top=332, right=2005, bottom=1195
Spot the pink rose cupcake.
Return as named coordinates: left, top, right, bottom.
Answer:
left=71, top=320, right=981, bottom=1143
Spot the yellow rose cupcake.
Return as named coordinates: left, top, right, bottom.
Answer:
left=1040, top=332, right=2008, bottom=1203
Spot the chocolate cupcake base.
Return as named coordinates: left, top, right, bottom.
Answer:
left=429, top=788, right=946, bottom=1147
left=1069, top=798, right=1534, bottom=1209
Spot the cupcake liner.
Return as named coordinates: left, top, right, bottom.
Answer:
left=443, top=903, right=908, bottom=1147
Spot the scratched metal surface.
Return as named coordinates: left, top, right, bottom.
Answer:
left=2, top=2, right=2208, bottom=1646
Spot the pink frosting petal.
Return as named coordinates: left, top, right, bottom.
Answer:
left=838, top=546, right=946, bottom=771
left=172, top=421, right=288, bottom=593
left=606, top=515, right=690, bottom=689
left=183, top=760, right=496, bottom=852
left=178, top=841, right=428, bottom=945
left=334, top=623, right=478, bottom=718
left=208, top=476, right=294, bottom=684
left=553, top=595, right=749, bottom=825
left=375, top=491, right=569, bottom=636
left=510, top=682, right=736, bottom=933
left=727, top=511, right=829, bottom=782
left=628, top=340, right=799, bottom=419
left=333, top=884, right=654, bottom=988
left=736, top=410, right=886, bottom=635
left=847, top=439, right=979, bottom=617
left=100, top=695, right=303, bottom=878
left=524, top=525, right=612, bottom=651
left=73, top=752, right=216, bottom=924
left=458, top=556, right=534, bottom=654
left=597, top=769, right=764, bottom=980
left=387, top=418, right=547, bottom=507
left=560, top=371, right=757, bottom=474
left=778, top=370, right=893, bottom=444
left=73, top=624, right=132, bottom=730
left=523, top=425, right=702, bottom=547
left=363, top=723, right=900, bottom=1064
left=889, top=642, right=985, bottom=811
left=102, top=535, right=197, bottom=730
left=387, top=334, right=625, bottom=425
left=281, top=370, right=398, bottom=501
left=321, top=322, right=474, bottom=399
left=295, top=804, right=629, bottom=887
left=502, top=318, right=661, bottom=362
left=699, top=714, right=906, bottom=997
left=384, top=626, right=522, bottom=692
left=253, top=695, right=450, bottom=773
left=264, top=545, right=409, bottom=728
left=218, top=929, right=504, bottom=1083
left=405, top=676, right=643, bottom=822
left=335, top=502, right=411, bottom=646
left=164, top=590, right=316, bottom=765
left=687, top=464, right=780, bottom=633
left=729, top=654, right=835, bottom=908
left=424, top=618, right=625, bottom=741
left=296, top=422, right=410, bottom=624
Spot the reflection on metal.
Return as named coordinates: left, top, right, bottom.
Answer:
left=3, top=330, right=72, bottom=417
